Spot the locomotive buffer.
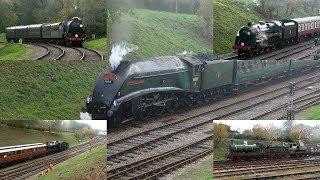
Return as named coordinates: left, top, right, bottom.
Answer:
left=287, top=83, right=295, bottom=120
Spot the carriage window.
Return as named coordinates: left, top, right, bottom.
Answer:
left=17, top=150, right=21, bottom=154
left=312, top=22, right=315, bottom=29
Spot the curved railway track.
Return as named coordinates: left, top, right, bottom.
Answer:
left=0, top=138, right=106, bottom=179
left=76, top=47, right=104, bottom=61
left=35, top=44, right=64, bottom=60
left=54, top=45, right=84, bottom=61
left=33, top=43, right=103, bottom=61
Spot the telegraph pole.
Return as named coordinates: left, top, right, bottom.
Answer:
left=287, top=82, right=295, bottom=120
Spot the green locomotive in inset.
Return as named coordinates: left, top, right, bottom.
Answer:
left=86, top=53, right=320, bottom=126
left=227, top=140, right=309, bottom=160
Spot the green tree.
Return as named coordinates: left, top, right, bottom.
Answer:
left=0, top=0, right=18, bottom=32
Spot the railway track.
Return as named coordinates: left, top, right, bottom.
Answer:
left=54, top=45, right=84, bottom=61
left=76, top=47, right=104, bottom=61
left=214, top=158, right=320, bottom=179
left=107, top=70, right=320, bottom=178
left=252, top=91, right=320, bottom=120
left=0, top=138, right=106, bottom=179
left=108, top=135, right=212, bottom=179
left=255, top=169, right=320, bottom=179
left=107, top=115, right=212, bottom=179
left=213, top=157, right=319, bottom=171
left=35, top=44, right=65, bottom=60
left=33, top=44, right=103, bottom=61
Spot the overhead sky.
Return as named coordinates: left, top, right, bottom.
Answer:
left=214, top=120, right=320, bottom=133
left=76, top=120, right=107, bottom=131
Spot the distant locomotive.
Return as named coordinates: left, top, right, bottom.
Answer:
left=0, top=141, right=69, bottom=166
left=86, top=52, right=320, bottom=126
left=226, top=140, right=314, bottom=161
left=234, top=16, right=320, bottom=56
left=5, top=17, right=86, bottom=46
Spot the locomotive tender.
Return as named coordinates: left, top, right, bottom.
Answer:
left=86, top=53, right=320, bottom=125
left=0, top=141, right=69, bottom=165
left=5, top=17, right=86, bottom=46
left=226, top=141, right=312, bottom=161
left=234, top=16, right=320, bottom=56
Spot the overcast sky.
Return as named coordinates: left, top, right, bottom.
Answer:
left=214, top=120, right=320, bottom=132
left=76, top=120, right=107, bottom=131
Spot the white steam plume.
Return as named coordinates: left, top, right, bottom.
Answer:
left=80, top=112, right=92, bottom=120
left=109, top=42, right=138, bottom=70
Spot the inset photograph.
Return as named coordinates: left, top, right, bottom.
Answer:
left=1, top=0, right=106, bottom=61
left=214, top=120, right=320, bottom=179
left=214, top=0, right=320, bottom=59
left=107, top=0, right=213, bottom=60
left=0, top=120, right=107, bottom=179
left=105, top=0, right=213, bottom=179
left=0, top=0, right=108, bottom=120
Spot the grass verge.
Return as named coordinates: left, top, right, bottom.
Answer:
left=0, top=60, right=107, bottom=120
left=84, top=38, right=107, bottom=52
left=38, top=145, right=106, bottom=180
left=0, top=43, right=28, bottom=60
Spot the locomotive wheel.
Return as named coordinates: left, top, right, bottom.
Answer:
left=165, top=94, right=178, bottom=113
left=152, top=93, right=165, bottom=116
left=202, top=92, right=210, bottom=103
left=185, top=94, right=194, bottom=107
left=108, top=117, right=121, bottom=128
left=138, top=97, right=152, bottom=120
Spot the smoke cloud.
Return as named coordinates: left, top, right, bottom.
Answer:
left=80, top=112, right=92, bottom=120
left=109, top=42, right=138, bottom=70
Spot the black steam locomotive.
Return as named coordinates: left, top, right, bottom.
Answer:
left=234, top=16, right=320, bottom=56
left=5, top=17, right=86, bottom=46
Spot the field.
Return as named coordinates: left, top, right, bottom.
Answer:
left=84, top=38, right=107, bottom=52
left=0, top=124, right=90, bottom=147
left=115, top=9, right=212, bottom=60
left=0, top=43, right=28, bottom=60
left=38, top=145, right=106, bottom=180
left=0, top=60, right=106, bottom=120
